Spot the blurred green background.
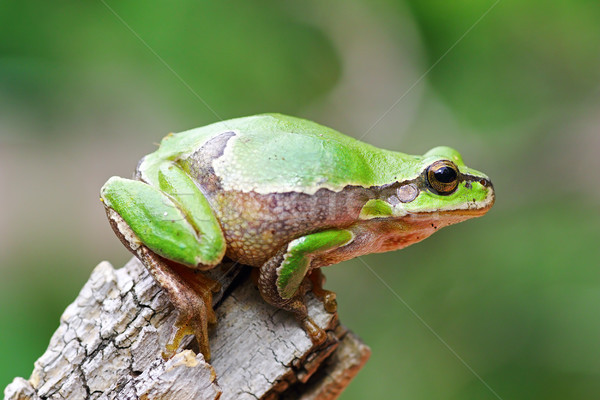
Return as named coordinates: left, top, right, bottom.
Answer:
left=1, top=1, right=599, bottom=398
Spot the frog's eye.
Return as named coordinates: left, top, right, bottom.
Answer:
left=427, top=160, right=459, bottom=195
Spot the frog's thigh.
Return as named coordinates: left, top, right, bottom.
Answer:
left=101, top=175, right=224, bottom=268
left=276, top=229, right=354, bottom=300
left=154, top=163, right=225, bottom=265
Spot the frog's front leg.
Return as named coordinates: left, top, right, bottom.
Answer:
left=257, top=229, right=354, bottom=344
left=100, top=162, right=226, bottom=360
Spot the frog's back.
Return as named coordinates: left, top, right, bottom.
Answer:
left=154, top=114, right=418, bottom=196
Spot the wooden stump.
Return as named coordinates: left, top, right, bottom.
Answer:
left=3, top=258, right=370, bottom=400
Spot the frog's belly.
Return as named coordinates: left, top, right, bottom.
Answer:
left=220, top=215, right=334, bottom=267
left=211, top=190, right=359, bottom=266
left=213, top=192, right=338, bottom=267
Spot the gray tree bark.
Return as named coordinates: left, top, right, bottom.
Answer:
left=3, top=258, right=370, bottom=400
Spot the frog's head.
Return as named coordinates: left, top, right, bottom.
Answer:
left=358, top=146, right=494, bottom=253
left=359, top=146, right=494, bottom=233
left=394, top=146, right=495, bottom=223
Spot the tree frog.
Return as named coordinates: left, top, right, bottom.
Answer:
left=100, top=114, right=494, bottom=360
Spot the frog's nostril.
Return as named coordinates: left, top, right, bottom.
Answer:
left=479, top=178, right=493, bottom=188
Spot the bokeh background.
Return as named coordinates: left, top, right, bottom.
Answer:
left=1, top=1, right=599, bottom=398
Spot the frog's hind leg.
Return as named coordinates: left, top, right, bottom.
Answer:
left=104, top=201, right=220, bottom=360
left=101, top=169, right=226, bottom=361
left=257, top=229, right=353, bottom=345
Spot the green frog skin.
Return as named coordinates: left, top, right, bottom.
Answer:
left=100, top=114, right=495, bottom=360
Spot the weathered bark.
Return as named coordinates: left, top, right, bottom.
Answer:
left=3, top=258, right=370, bottom=400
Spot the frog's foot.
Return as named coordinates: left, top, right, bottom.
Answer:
left=307, top=269, right=337, bottom=313
left=137, top=246, right=217, bottom=361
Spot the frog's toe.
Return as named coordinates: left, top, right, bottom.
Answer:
left=321, top=291, right=337, bottom=313
left=301, top=316, right=328, bottom=346
left=308, top=269, right=337, bottom=313
left=163, top=319, right=196, bottom=360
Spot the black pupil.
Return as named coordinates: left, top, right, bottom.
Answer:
left=434, top=166, right=457, bottom=183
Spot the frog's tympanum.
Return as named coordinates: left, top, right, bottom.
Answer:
left=100, top=114, right=494, bottom=360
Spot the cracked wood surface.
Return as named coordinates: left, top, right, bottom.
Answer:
left=3, top=258, right=370, bottom=400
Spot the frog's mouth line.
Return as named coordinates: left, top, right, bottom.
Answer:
left=439, top=205, right=493, bottom=218
left=404, top=207, right=490, bottom=223
left=437, top=193, right=495, bottom=218
left=403, top=188, right=495, bottom=221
